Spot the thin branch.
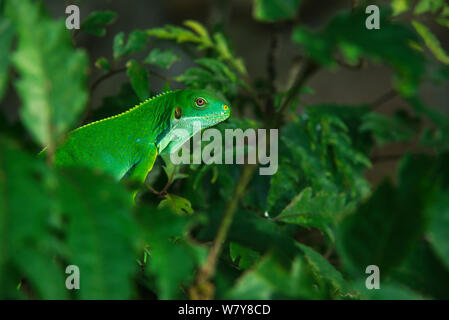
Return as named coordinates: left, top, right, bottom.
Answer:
left=90, top=67, right=127, bottom=94
left=189, top=163, right=257, bottom=300
left=275, top=59, right=319, bottom=125
left=371, top=89, right=397, bottom=111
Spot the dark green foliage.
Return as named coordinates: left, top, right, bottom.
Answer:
left=1, top=0, right=449, bottom=300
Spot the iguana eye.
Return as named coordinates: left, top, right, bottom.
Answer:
left=174, top=107, right=182, bottom=119
left=195, top=97, right=206, bottom=107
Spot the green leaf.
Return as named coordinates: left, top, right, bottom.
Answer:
left=183, top=20, right=213, bottom=48
left=7, top=0, right=88, bottom=147
left=57, top=168, right=138, bottom=299
left=391, top=0, right=413, bottom=16
left=158, top=193, right=194, bottom=215
left=113, top=30, right=148, bottom=60
left=144, top=48, right=180, bottom=69
left=146, top=25, right=202, bottom=44
left=0, top=137, right=68, bottom=299
left=412, top=20, right=449, bottom=64
left=296, top=243, right=348, bottom=295
left=414, top=0, right=445, bottom=15
left=230, top=242, right=260, bottom=269
left=267, top=108, right=371, bottom=217
left=0, top=19, right=14, bottom=101
left=126, top=60, right=150, bottom=101
left=276, top=187, right=352, bottom=240
left=81, top=10, right=117, bottom=37
left=436, top=17, right=449, bottom=28
left=226, top=254, right=321, bottom=299
left=392, top=241, right=449, bottom=299
left=360, top=111, right=418, bottom=146
left=253, top=0, right=301, bottom=23
left=138, top=207, right=205, bottom=299
left=337, top=154, right=439, bottom=278
left=427, top=190, right=449, bottom=270
left=95, top=57, right=111, bottom=72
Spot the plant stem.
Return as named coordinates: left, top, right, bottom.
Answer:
left=190, top=163, right=257, bottom=299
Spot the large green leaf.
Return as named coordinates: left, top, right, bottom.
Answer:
left=7, top=0, right=88, bottom=147
left=276, top=187, right=353, bottom=241
left=57, top=169, right=138, bottom=299
left=337, top=180, right=427, bottom=277
left=81, top=10, right=117, bottom=37
left=337, top=154, right=440, bottom=277
left=0, top=137, right=68, bottom=299
left=138, top=207, right=206, bottom=299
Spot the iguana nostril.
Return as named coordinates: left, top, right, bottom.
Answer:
left=223, top=105, right=229, bottom=111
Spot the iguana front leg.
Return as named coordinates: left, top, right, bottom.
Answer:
left=128, top=144, right=158, bottom=183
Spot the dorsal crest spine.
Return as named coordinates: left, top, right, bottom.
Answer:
left=74, top=90, right=177, bottom=132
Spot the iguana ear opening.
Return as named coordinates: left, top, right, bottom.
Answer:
left=174, top=107, right=182, bottom=119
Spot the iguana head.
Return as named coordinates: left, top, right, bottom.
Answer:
left=157, top=89, right=231, bottom=154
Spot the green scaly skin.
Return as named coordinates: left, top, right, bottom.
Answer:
left=53, top=89, right=231, bottom=184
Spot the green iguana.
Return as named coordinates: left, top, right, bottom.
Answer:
left=51, top=89, right=230, bottom=184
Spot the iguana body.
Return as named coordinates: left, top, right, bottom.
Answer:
left=53, top=89, right=230, bottom=183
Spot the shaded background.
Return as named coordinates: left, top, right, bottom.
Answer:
left=2, top=0, right=448, bottom=184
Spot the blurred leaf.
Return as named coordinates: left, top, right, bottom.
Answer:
left=138, top=207, right=205, bottom=299
left=360, top=111, right=418, bottom=146
left=230, top=242, right=260, bottom=270
left=427, top=192, right=449, bottom=270
left=95, top=57, right=111, bottom=72
left=0, top=18, right=14, bottom=101
left=158, top=193, right=194, bottom=215
left=414, top=0, right=445, bottom=14
left=253, top=0, right=301, bottom=23
left=337, top=153, right=443, bottom=278
left=146, top=25, right=202, bottom=44
left=126, top=59, right=150, bottom=101
left=57, top=168, right=137, bottom=299
left=226, top=254, right=321, bottom=299
left=81, top=10, right=117, bottom=37
left=144, top=48, right=180, bottom=69
left=183, top=20, right=213, bottom=48
left=113, top=30, right=148, bottom=60
left=7, top=0, right=88, bottom=147
left=0, top=137, right=68, bottom=299
left=337, top=180, right=427, bottom=277
left=436, top=17, right=449, bottom=28
left=412, top=20, right=449, bottom=64
left=392, top=241, right=449, bottom=299
left=351, top=280, right=424, bottom=299
left=391, top=0, right=413, bottom=16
